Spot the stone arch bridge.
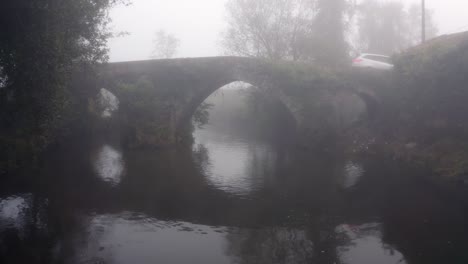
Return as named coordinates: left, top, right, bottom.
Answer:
left=101, top=56, right=391, bottom=147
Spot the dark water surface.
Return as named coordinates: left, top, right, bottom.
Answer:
left=1, top=124, right=468, bottom=264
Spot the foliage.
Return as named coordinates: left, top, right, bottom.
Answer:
left=356, top=32, right=468, bottom=178
left=222, top=0, right=351, bottom=65
left=313, top=0, right=351, bottom=65
left=0, top=0, right=123, bottom=172
left=387, top=32, right=468, bottom=141
left=114, top=74, right=214, bottom=147
left=222, top=0, right=318, bottom=61
left=193, top=102, right=213, bottom=129
left=113, top=76, right=176, bottom=147
left=262, top=60, right=344, bottom=99
left=150, top=30, right=180, bottom=59
left=223, top=0, right=344, bottom=61
left=222, top=0, right=440, bottom=63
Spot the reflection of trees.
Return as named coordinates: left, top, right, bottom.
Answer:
left=241, top=143, right=277, bottom=191
left=342, top=157, right=468, bottom=264
left=0, top=193, right=95, bottom=263
left=0, top=140, right=119, bottom=263
left=306, top=216, right=342, bottom=264
left=379, top=182, right=468, bottom=264
left=226, top=227, right=314, bottom=264
left=193, top=102, right=213, bottom=129
left=192, top=143, right=211, bottom=176
left=335, top=222, right=401, bottom=264
left=4, top=132, right=468, bottom=264
left=225, top=219, right=343, bottom=264
left=224, top=151, right=345, bottom=264
left=0, top=194, right=51, bottom=263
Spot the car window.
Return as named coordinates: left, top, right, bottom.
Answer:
left=364, top=55, right=392, bottom=64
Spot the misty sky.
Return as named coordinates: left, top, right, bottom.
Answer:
left=108, top=0, right=468, bottom=62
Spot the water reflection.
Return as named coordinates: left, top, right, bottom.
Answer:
left=72, top=213, right=232, bottom=264
left=226, top=227, right=314, bottom=263
left=0, top=138, right=468, bottom=264
left=194, top=128, right=277, bottom=196
left=336, top=223, right=407, bottom=264
left=0, top=195, right=28, bottom=220
left=93, top=145, right=125, bottom=186
left=0, top=195, right=30, bottom=231
left=0, top=194, right=54, bottom=263
left=1, top=107, right=468, bottom=263
left=99, top=88, right=119, bottom=118
left=341, top=161, right=365, bottom=189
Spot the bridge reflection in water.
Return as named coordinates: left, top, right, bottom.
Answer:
left=0, top=105, right=468, bottom=264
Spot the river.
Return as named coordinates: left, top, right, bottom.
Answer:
left=1, top=97, right=468, bottom=264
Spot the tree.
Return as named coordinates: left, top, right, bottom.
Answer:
left=222, top=0, right=320, bottom=61
left=313, top=0, right=351, bottom=65
left=356, top=0, right=407, bottom=54
left=354, top=0, right=438, bottom=55
left=0, top=0, right=124, bottom=170
left=407, top=3, right=438, bottom=45
left=150, top=30, right=180, bottom=59
left=222, top=0, right=353, bottom=65
left=193, top=102, right=213, bottom=129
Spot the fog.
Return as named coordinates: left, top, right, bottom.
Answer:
left=108, top=0, right=226, bottom=61
left=4, top=0, right=468, bottom=263
left=108, top=0, right=468, bottom=62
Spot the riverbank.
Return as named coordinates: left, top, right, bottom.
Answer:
left=343, top=125, right=468, bottom=210
left=342, top=31, right=468, bottom=188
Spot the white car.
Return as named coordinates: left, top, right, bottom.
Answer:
left=352, top=53, right=394, bottom=70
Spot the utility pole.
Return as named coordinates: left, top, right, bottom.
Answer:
left=422, top=0, right=426, bottom=43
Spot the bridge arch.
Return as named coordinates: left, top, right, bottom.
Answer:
left=176, top=78, right=301, bottom=140
left=102, top=57, right=384, bottom=148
